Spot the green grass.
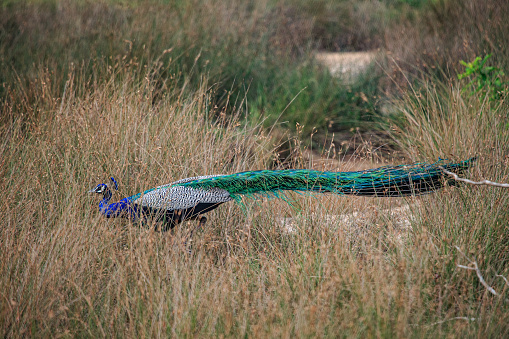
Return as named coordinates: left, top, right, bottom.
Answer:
left=0, top=0, right=388, bottom=141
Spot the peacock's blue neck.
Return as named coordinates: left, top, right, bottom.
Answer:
left=98, top=189, right=112, bottom=210
left=98, top=190, right=132, bottom=218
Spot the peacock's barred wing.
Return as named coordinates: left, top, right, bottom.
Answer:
left=127, top=174, right=233, bottom=210
left=176, top=158, right=475, bottom=200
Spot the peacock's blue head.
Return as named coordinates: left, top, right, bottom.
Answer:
left=89, top=177, right=118, bottom=201
left=89, top=183, right=109, bottom=194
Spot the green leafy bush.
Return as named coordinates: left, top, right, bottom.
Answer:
left=458, top=54, right=508, bottom=101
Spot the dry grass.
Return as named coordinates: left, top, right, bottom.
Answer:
left=2, top=0, right=509, bottom=337
left=2, top=64, right=509, bottom=338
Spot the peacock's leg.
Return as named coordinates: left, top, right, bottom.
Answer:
left=198, top=216, right=207, bottom=228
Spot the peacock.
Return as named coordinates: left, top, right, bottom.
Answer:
left=90, top=158, right=475, bottom=231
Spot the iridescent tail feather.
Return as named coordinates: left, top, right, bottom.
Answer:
left=179, top=158, right=476, bottom=201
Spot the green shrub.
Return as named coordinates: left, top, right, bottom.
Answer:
left=458, top=54, right=508, bottom=101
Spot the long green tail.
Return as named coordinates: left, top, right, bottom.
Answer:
left=179, top=158, right=475, bottom=201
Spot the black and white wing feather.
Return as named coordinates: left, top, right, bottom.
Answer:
left=129, top=175, right=233, bottom=211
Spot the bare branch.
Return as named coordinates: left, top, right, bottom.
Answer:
left=454, top=245, right=473, bottom=263
left=440, top=166, right=509, bottom=188
left=427, top=317, right=476, bottom=327
left=496, top=274, right=509, bottom=287
left=412, top=316, right=476, bottom=328
left=469, top=262, right=497, bottom=296
left=455, top=246, right=498, bottom=296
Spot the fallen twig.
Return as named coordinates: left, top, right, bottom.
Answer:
left=440, top=166, right=509, bottom=188
left=455, top=246, right=498, bottom=296
left=412, top=316, right=477, bottom=328
left=496, top=274, right=509, bottom=287
left=423, top=247, right=509, bottom=329
left=428, top=317, right=476, bottom=326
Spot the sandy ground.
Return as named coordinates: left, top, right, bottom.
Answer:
left=280, top=50, right=412, bottom=239
left=277, top=203, right=415, bottom=246
left=314, top=51, right=378, bottom=81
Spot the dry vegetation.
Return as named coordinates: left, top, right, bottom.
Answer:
left=1, top=0, right=509, bottom=337
left=2, top=64, right=509, bottom=337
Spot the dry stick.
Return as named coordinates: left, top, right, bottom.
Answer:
left=497, top=274, right=509, bottom=287
left=439, top=166, right=509, bottom=188
left=455, top=246, right=499, bottom=296
left=429, top=170, right=509, bottom=326
left=425, top=317, right=477, bottom=327
left=414, top=245, right=504, bottom=328
left=442, top=167, right=509, bottom=294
